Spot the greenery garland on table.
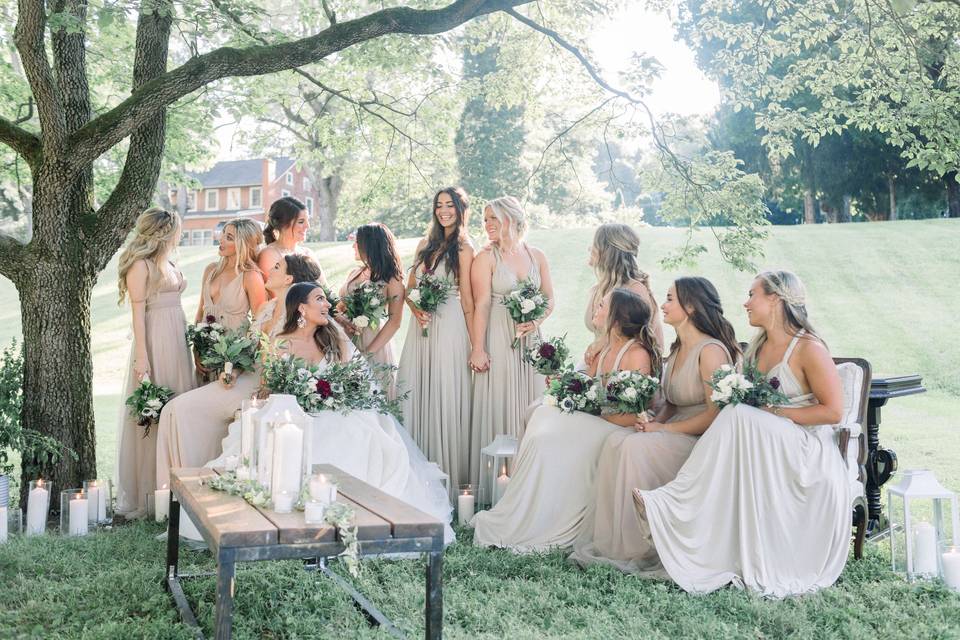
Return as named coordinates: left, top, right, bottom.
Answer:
left=207, top=472, right=361, bottom=576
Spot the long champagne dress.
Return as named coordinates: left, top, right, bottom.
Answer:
left=570, top=338, right=733, bottom=572
left=116, top=264, right=198, bottom=518
left=398, top=261, right=472, bottom=490
left=471, top=340, right=638, bottom=552
left=638, top=330, right=850, bottom=597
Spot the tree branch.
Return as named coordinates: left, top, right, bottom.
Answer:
left=0, top=116, right=41, bottom=167
left=13, top=0, right=67, bottom=150
left=68, top=0, right=531, bottom=170
left=0, top=230, right=29, bottom=281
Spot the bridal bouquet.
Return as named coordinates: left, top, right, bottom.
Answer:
left=604, top=370, right=660, bottom=415
left=523, top=335, right=570, bottom=376
left=503, top=279, right=549, bottom=348
left=408, top=271, right=455, bottom=337
left=125, top=375, right=174, bottom=437
left=709, top=363, right=790, bottom=410
left=261, top=348, right=402, bottom=419
left=337, top=281, right=388, bottom=332
left=187, top=317, right=257, bottom=383
left=544, top=370, right=602, bottom=415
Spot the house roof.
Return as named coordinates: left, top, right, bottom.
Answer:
left=191, top=157, right=296, bottom=188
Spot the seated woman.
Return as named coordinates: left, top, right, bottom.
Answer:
left=634, top=270, right=847, bottom=598
left=209, top=282, right=454, bottom=544
left=472, top=288, right=659, bottom=552
left=571, top=277, right=738, bottom=572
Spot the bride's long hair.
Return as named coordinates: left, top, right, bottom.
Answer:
left=279, top=282, right=345, bottom=362
left=744, top=270, right=824, bottom=362
left=117, top=208, right=181, bottom=304
left=604, top=288, right=663, bottom=378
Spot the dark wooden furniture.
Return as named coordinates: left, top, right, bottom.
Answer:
left=164, top=465, right=444, bottom=640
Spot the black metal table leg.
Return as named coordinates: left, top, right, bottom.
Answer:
left=426, top=551, right=442, bottom=640
left=214, top=552, right=236, bottom=640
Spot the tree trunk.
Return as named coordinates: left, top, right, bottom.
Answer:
left=821, top=201, right=838, bottom=223
left=316, top=174, right=342, bottom=241
left=945, top=171, right=960, bottom=218
left=888, top=175, right=898, bottom=221
left=840, top=194, right=852, bottom=223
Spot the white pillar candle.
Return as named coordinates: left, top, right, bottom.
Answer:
left=25, top=481, right=49, bottom=536
left=0, top=506, right=7, bottom=543
left=270, top=422, right=304, bottom=503
left=86, top=486, right=101, bottom=524
left=154, top=487, right=170, bottom=522
left=494, top=472, right=511, bottom=506
left=942, top=548, right=960, bottom=591
left=273, top=491, right=295, bottom=514
left=304, top=501, right=326, bottom=524
left=913, top=521, right=938, bottom=576
left=69, top=494, right=89, bottom=536
left=98, top=483, right=107, bottom=521
left=240, top=408, right=257, bottom=466
left=457, top=492, right=475, bottom=526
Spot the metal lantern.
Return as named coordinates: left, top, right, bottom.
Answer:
left=887, top=469, right=959, bottom=580
left=479, top=435, right=518, bottom=508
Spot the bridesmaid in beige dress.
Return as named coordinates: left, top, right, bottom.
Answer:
left=115, top=208, right=197, bottom=519
left=472, top=288, right=658, bottom=551
left=337, top=223, right=405, bottom=398
left=398, top=187, right=476, bottom=490
left=469, top=196, right=554, bottom=486
left=154, top=219, right=266, bottom=488
left=582, top=223, right=664, bottom=367
left=571, top=277, right=739, bottom=572
left=256, top=196, right=328, bottom=292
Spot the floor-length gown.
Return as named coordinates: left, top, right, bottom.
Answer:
left=155, top=270, right=257, bottom=488
left=570, top=338, right=732, bottom=572
left=638, top=330, right=850, bottom=597
left=207, top=342, right=455, bottom=544
left=471, top=341, right=639, bottom=552
left=469, top=245, right=545, bottom=487
left=398, top=262, right=472, bottom=491
left=116, top=265, right=197, bottom=518
left=340, top=271, right=396, bottom=398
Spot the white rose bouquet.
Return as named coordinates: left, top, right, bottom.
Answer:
left=337, top=280, right=388, bottom=333
left=408, top=270, right=455, bottom=337
left=708, top=362, right=789, bottom=410
left=125, top=375, right=174, bottom=437
left=502, top=279, right=549, bottom=348
left=603, top=370, right=660, bottom=415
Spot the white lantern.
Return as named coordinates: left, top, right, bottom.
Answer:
left=479, top=435, right=518, bottom=508
left=887, top=469, right=959, bottom=580
left=253, top=394, right=308, bottom=490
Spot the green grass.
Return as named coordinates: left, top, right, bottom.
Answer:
left=1, top=220, right=959, bottom=638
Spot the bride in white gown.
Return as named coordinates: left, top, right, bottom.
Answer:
left=207, top=281, right=454, bottom=544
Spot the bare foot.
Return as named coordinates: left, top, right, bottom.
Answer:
left=632, top=488, right=647, bottom=518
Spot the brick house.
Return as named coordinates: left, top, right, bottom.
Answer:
left=173, top=157, right=318, bottom=246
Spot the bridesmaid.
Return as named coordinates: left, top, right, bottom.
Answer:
left=583, top=223, right=664, bottom=367
left=472, top=288, right=659, bottom=551
left=338, top=223, right=405, bottom=397
left=398, top=187, right=476, bottom=490
left=570, top=277, right=739, bottom=572
left=257, top=196, right=328, bottom=289
left=115, top=208, right=197, bottom=519
left=155, top=218, right=266, bottom=488
left=635, top=271, right=848, bottom=597
left=254, top=254, right=325, bottom=341
left=469, top=196, right=554, bottom=486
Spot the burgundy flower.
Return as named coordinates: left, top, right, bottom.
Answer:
left=770, top=377, right=781, bottom=390
left=538, top=343, right=557, bottom=359
left=205, top=314, right=216, bottom=323
left=567, top=378, right=584, bottom=394
left=316, top=379, right=333, bottom=398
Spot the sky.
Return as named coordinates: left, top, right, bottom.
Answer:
left=214, top=3, right=719, bottom=160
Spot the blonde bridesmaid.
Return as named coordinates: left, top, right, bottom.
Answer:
left=155, top=219, right=265, bottom=489
left=571, top=277, right=738, bottom=572
left=115, top=208, right=197, bottom=519
left=468, top=196, right=554, bottom=486
left=256, top=196, right=328, bottom=290
left=338, top=223, right=405, bottom=398
left=398, top=187, right=475, bottom=490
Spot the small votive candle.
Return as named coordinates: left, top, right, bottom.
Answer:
left=309, top=474, right=336, bottom=504
left=273, top=490, right=295, bottom=514
left=942, top=545, right=960, bottom=592
left=304, top=500, right=326, bottom=524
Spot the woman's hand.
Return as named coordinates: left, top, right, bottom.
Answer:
left=583, top=341, right=602, bottom=368
left=193, top=351, right=211, bottom=377
left=134, top=353, right=151, bottom=383
left=515, top=320, right=538, bottom=338
left=412, top=308, right=432, bottom=328
left=470, top=349, right=490, bottom=373
left=635, top=419, right=667, bottom=433
left=218, top=370, right=236, bottom=389
left=334, top=313, right=360, bottom=336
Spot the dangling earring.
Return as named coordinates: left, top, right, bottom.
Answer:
left=296, top=313, right=306, bottom=329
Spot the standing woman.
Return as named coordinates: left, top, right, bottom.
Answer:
left=584, top=223, right=663, bottom=367
left=338, top=223, right=405, bottom=398
left=115, top=208, right=197, bottom=519
left=469, top=196, right=555, bottom=486
left=257, top=196, right=328, bottom=290
left=398, top=187, right=476, bottom=490
left=155, top=218, right=266, bottom=489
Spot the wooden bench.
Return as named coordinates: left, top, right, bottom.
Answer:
left=164, top=465, right=445, bottom=640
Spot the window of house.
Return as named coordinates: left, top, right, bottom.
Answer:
left=191, top=229, right=203, bottom=245
left=227, top=188, right=241, bottom=210
left=186, top=190, right=197, bottom=211
left=249, top=187, right=262, bottom=209
left=205, top=189, right=218, bottom=210
left=285, top=172, right=293, bottom=185
left=305, top=197, right=314, bottom=214
left=302, top=176, right=310, bottom=191
left=179, top=231, right=189, bottom=246
left=281, top=189, right=291, bottom=198
left=202, top=230, right=213, bottom=245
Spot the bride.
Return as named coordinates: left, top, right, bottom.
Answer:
left=208, top=282, right=454, bottom=543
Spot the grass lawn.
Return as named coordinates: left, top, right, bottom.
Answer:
left=1, top=219, right=959, bottom=637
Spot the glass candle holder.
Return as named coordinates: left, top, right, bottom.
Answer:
left=83, top=479, right=112, bottom=526
left=304, top=499, right=326, bottom=525
left=239, top=397, right=265, bottom=476
left=1, top=506, right=22, bottom=543
left=273, top=490, right=295, bottom=514
left=60, top=489, right=90, bottom=536
left=942, top=544, right=960, bottom=592
left=25, top=479, right=52, bottom=536
left=457, top=484, right=477, bottom=526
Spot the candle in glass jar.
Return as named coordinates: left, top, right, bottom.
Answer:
left=913, top=521, right=938, bottom=576
left=309, top=474, right=335, bottom=504
left=273, top=490, right=295, bottom=513
left=240, top=407, right=257, bottom=464
left=155, top=486, right=170, bottom=522
left=494, top=472, right=510, bottom=505
left=457, top=491, right=475, bottom=525
left=942, top=547, right=960, bottom=591
left=0, top=506, right=7, bottom=543
left=304, top=501, right=326, bottom=524
left=86, top=484, right=101, bottom=524
left=69, top=493, right=89, bottom=536
left=26, top=480, right=49, bottom=535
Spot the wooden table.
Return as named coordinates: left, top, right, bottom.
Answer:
left=164, top=465, right=445, bottom=640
